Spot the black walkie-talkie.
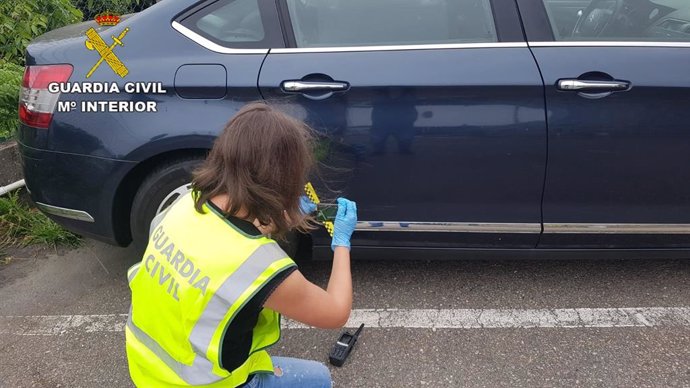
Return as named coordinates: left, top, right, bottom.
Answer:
left=328, top=323, right=364, bottom=367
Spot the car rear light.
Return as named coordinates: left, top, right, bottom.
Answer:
left=19, top=65, right=73, bottom=129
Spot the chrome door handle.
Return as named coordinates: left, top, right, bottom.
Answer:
left=281, top=80, right=350, bottom=93
left=557, top=79, right=630, bottom=91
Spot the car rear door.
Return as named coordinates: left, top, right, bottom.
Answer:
left=259, top=0, right=547, bottom=252
left=518, top=0, right=690, bottom=248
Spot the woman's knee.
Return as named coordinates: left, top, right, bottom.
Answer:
left=271, top=357, right=332, bottom=387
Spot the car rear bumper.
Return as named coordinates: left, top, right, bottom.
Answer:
left=18, top=140, right=136, bottom=246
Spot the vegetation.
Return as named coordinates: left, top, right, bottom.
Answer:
left=0, top=62, right=23, bottom=141
left=0, top=0, right=82, bottom=141
left=0, top=0, right=156, bottom=142
left=0, top=190, right=81, bottom=247
left=73, top=0, right=158, bottom=20
left=0, top=0, right=83, bottom=65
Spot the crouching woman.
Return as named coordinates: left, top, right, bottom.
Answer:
left=125, top=102, right=357, bottom=388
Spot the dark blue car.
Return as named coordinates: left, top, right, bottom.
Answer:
left=18, top=0, right=690, bottom=259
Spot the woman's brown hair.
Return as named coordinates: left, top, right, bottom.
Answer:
left=191, top=102, right=316, bottom=239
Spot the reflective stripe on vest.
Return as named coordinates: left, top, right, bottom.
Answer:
left=127, top=193, right=294, bottom=386
left=188, top=243, right=286, bottom=359
left=127, top=263, right=140, bottom=284
left=128, top=308, right=218, bottom=385
left=128, top=241, right=289, bottom=385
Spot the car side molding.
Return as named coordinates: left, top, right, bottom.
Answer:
left=356, top=222, right=540, bottom=234
left=544, top=223, right=690, bottom=234
left=356, top=222, right=690, bottom=234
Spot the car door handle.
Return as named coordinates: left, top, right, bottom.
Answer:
left=557, top=79, right=630, bottom=92
left=281, top=80, right=350, bottom=93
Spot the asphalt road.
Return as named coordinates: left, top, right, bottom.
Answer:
left=1, top=240, right=689, bottom=387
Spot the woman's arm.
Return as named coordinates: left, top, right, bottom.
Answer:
left=264, top=198, right=357, bottom=329
left=264, top=247, right=351, bottom=329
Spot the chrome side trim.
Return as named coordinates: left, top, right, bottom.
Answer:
left=544, top=223, right=690, bottom=234
left=271, top=42, right=527, bottom=54
left=170, top=22, right=526, bottom=54
left=529, top=41, right=690, bottom=48
left=355, top=221, right=540, bottom=234
left=171, top=21, right=268, bottom=55
left=35, top=202, right=95, bottom=223
left=354, top=221, right=690, bottom=234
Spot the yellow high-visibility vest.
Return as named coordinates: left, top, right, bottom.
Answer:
left=125, top=192, right=295, bottom=387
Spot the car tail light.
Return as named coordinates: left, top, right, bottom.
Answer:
left=19, top=65, right=73, bottom=129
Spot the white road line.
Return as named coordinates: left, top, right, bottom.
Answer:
left=0, top=314, right=128, bottom=336
left=2, top=308, right=690, bottom=336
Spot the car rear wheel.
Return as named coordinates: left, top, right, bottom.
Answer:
left=129, top=158, right=306, bottom=259
left=130, top=158, right=201, bottom=251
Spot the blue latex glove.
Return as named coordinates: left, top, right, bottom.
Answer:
left=331, top=197, right=357, bottom=251
left=299, top=195, right=317, bottom=215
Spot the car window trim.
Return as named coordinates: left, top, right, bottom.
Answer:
left=269, top=42, right=528, bottom=54
left=275, top=0, right=297, bottom=48
left=172, top=20, right=530, bottom=54
left=490, top=0, right=527, bottom=42
left=172, top=21, right=269, bottom=54
left=174, top=0, right=285, bottom=51
left=275, top=0, right=523, bottom=50
left=528, top=41, right=690, bottom=48
left=514, top=0, right=555, bottom=42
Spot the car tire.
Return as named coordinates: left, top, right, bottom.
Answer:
left=130, top=158, right=202, bottom=251
left=129, top=158, right=307, bottom=259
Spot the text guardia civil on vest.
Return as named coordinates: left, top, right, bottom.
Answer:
left=144, top=225, right=211, bottom=301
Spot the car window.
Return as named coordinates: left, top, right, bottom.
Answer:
left=285, top=0, right=497, bottom=48
left=181, top=0, right=266, bottom=44
left=542, top=0, right=690, bottom=41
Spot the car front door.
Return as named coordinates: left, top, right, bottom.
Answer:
left=519, top=0, right=690, bottom=248
left=259, top=0, right=547, bottom=253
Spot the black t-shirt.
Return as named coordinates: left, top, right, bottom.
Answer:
left=206, top=201, right=296, bottom=375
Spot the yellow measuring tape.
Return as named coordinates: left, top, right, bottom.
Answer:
left=304, top=182, right=334, bottom=237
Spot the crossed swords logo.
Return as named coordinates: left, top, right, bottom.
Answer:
left=85, top=27, right=130, bottom=78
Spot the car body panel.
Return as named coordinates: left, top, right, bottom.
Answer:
left=517, top=0, right=690, bottom=248
left=19, top=141, right=136, bottom=244
left=258, top=0, right=547, bottom=249
left=534, top=46, right=690, bottom=248
left=259, top=47, right=547, bottom=249
left=14, top=0, right=690, bottom=257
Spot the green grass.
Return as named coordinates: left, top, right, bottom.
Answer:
left=0, top=190, right=81, bottom=247
left=0, top=62, right=23, bottom=142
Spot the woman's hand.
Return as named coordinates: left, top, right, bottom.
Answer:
left=331, top=197, right=357, bottom=251
left=299, top=195, right=317, bottom=215
left=264, top=196, right=356, bottom=329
